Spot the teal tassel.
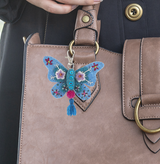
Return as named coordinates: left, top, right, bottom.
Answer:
left=67, top=99, right=77, bottom=116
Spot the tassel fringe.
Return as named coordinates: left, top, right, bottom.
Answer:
left=67, top=99, right=76, bottom=116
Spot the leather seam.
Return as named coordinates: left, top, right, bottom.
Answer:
left=143, top=134, right=160, bottom=154
left=75, top=28, right=97, bottom=46
left=140, top=116, right=160, bottom=119
left=74, top=62, right=97, bottom=94
left=74, top=62, right=90, bottom=109
left=145, top=133, right=160, bottom=144
left=129, top=95, right=139, bottom=109
left=75, top=11, right=79, bottom=44
left=76, top=13, right=93, bottom=29
left=122, top=40, right=128, bottom=119
left=140, top=107, right=160, bottom=110
left=75, top=10, right=94, bottom=29
left=74, top=9, right=97, bottom=45
left=74, top=75, right=100, bottom=111
left=18, top=46, right=29, bottom=164
left=142, top=103, right=160, bottom=107
left=122, top=39, right=159, bottom=120
left=140, top=38, right=160, bottom=115
left=141, top=38, right=144, bottom=96
left=27, top=44, right=121, bottom=56
left=93, top=29, right=95, bottom=44
left=75, top=29, right=79, bottom=44
left=74, top=59, right=100, bottom=111
left=90, top=11, right=96, bottom=30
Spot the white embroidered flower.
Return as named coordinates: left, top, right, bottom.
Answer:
left=56, top=69, right=66, bottom=79
left=76, top=71, right=85, bottom=82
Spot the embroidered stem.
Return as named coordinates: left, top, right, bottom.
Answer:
left=55, top=64, right=60, bottom=70
left=85, top=79, right=93, bottom=85
left=50, top=75, right=56, bottom=80
left=84, top=67, right=92, bottom=74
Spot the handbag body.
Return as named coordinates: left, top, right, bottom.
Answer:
left=17, top=4, right=160, bottom=164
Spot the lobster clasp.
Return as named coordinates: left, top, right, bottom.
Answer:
left=66, top=50, right=75, bottom=69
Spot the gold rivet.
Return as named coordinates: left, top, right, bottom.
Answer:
left=125, top=4, right=143, bottom=21
left=82, top=15, right=90, bottom=23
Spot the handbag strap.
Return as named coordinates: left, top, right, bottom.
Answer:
left=74, top=4, right=100, bottom=46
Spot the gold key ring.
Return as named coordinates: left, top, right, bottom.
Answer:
left=69, top=40, right=100, bottom=57
left=134, top=98, right=160, bottom=134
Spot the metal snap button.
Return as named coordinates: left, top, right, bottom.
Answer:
left=82, top=15, right=90, bottom=23
left=125, top=4, right=143, bottom=21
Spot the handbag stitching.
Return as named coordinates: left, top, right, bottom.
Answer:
left=74, top=9, right=97, bottom=45
left=75, top=29, right=79, bottom=43
left=74, top=62, right=97, bottom=94
left=73, top=60, right=100, bottom=111
left=19, top=45, right=30, bottom=164
left=122, top=39, right=160, bottom=120
left=141, top=38, right=144, bottom=96
left=75, top=10, right=93, bottom=29
left=142, top=104, right=160, bottom=107
left=74, top=74, right=101, bottom=112
left=27, top=44, right=121, bottom=56
left=122, top=40, right=129, bottom=118
left=18, top=43, right=122, bottom=162
left=143, top=133, right=160, bottom=154
left=74, top=76, right=100, bottom=110
left=145, top=132, right=160, bottom=144
left=74, top=62, right=90, bottom=109
left=129, top=95, right=139, bottom=109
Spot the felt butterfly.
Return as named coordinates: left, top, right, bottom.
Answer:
left=43, top=56, right=104, bottom=116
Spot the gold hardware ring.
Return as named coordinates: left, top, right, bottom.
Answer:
left=134, top=98, right=160, bottom=134
left=69, top=40, right=99, bottom=57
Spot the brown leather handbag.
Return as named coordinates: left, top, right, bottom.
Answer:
left=17, top=4, right=160, bottom=164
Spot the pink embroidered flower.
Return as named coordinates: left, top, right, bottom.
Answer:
left=92, top=63, right=99, bottom=71
left=45, top=58, right=53, bottom=65
left=62, top=85, right=68, bottom=91
left=53, top=89, right=60, bottom=96
left=76, top=71, right=85, bottom=82
left=56, top=69, right=66, bottom=79
left=75, top=85, right=80, bottom=92
left=82, top=90, right=88, bottom=97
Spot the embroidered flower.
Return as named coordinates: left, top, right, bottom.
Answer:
left=82, top=90, right=88, bottom=97
left=56, top=69, right=66, bottom=79
left=53, top=89, right=60, bottom=96
left=75, top=85, right=80, bottom=92
left=62, top=84, right=68, bottom=91
left=76, top=71, right=85, bottom=82
left=45, top=58, right=53, bottom=65
left=92, top=63, right=99, bottom=71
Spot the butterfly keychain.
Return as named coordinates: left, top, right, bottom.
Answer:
left=43, top=46, right=104, bottom=116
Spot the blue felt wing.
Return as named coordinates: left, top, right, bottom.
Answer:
left=43, top=56, right=68, bottom=83
left=74, top=82, right=91, bottom=101
left=51, top=82, right=68, bottom=99
left=75, top=62, right=104, bottom=87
